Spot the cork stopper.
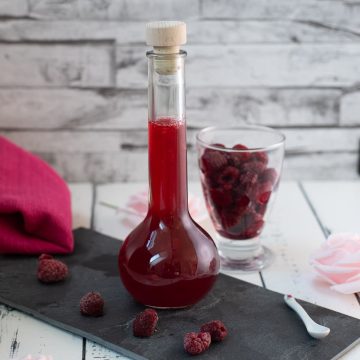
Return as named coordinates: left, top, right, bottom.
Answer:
left=146, top=21, right=186, bottom=54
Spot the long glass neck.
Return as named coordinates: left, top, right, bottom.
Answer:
left=147, top=51, right=188, bottom=217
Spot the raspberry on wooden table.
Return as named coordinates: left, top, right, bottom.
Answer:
left=133, top=308, right=158, bottom=337
left=80, top=292, right=104, bottom=317
left=184, top=332, right=211, bottom=355
left=37, top=259, right=68, bottom=283
left=200, top=320, right=228, bottom=342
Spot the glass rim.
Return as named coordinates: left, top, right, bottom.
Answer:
left=196, top=125, right=286, bottom=152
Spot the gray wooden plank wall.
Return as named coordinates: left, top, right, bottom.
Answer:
left=0, top=0, right=359, bottom=182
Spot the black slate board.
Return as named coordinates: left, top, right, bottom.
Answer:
left=0, top=228, right=359, bottom=360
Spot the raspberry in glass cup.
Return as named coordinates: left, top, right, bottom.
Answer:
left=196, top=126, right=285, bottom=271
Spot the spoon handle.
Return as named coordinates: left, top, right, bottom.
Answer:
left=284, top=295, right=318, bottom=329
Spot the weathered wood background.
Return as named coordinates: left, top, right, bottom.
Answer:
left=0, top=0, right=359, bottom=182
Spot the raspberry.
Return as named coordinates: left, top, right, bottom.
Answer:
left=241, top=221, right=264, bottom=238
left=37, top=259, right=68, bottom=283
left=38, top=254, right=53, bottom=261
left=251, top=151, right=268, bottom=165
left=230, top=143, right=251, bottom=165
left=216, top=166, right=240, bottom=190
left=260, top=168, right=277, bottom=184
left=221, top=195, right=249, bottom=229
left=133, top=308, right=158, bottom=337
left=255, top=203, right=267, bottom=216
left=212, top=143, right=225, bottom=148
left=200, top=320, right=228, bottom=342
left=240, top=211, right=265, bottom=238
left=256, top=181, right=273, bottom=205
left=80, top=291, right=104, bottom=317
left=184, top=332, right=211, bottom=355
left=237, top=171, right=258, bottom=196
left=241, top=160, right=266, bottom=175
left=209, top=187, right=233, bottom=208
left=232, top=143, right=248, bottom=151
left=200, top=148, right=228, bottom=174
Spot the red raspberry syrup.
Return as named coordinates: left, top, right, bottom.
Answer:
left=118, top=118, right=220, bottom=308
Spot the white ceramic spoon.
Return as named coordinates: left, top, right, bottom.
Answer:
left=284, top=294, right=330, bottom=339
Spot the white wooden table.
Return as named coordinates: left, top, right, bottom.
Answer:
left=0, top=181, right=359, bottom=360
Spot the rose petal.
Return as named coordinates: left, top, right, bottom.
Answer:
left=310, top=233, right=360, bottom=294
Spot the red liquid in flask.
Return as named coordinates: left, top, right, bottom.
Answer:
left=118, top=118, right=219, bottom=308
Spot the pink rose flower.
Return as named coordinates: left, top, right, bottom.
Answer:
left=310, top=233, right=360, bottom=294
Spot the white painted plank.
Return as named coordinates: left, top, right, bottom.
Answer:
left=86, top=340, right=130, bottom=360
left=340, top=345, right=360, bottom=360
left=0, top=0, right=28, bottom=16
left=187, top=88, right=339, bottom=127
left=0, top=305, right=82, bottom=360
left=1, top=20, right=359, bottom=43
left=0, top=89, right=147, bottom=130
left=1, top=128, right=358, bottom=182
left=260, top=182, right=360, bottom=318
left=29, top=0, right=200, bottom=20
left=340, top=92, right=360, bottom=126
left=0, top=87, right=339, bottom=130
left=0, top=147, right=357, bottom=184
left=116, top=44, right=360, bottom=88
left=202, top=0, right=360, bottom=32
left=0, top=44, right=113, bottom=88
left=302, top=181, right=360, bottom=234
left=281, top=152, right=358, bottom=180
left=3, top=128, right=360, bottom=154
left=94, top=182, right=262, bottom=286
left=68, top=183, right=93, bottom=229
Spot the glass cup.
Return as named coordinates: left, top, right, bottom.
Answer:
left=196, top=125, right=285, bottom=272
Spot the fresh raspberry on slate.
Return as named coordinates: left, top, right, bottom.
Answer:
left=38, top=254, right=53, bottom=261
left=251, top=151, right=268, bottom=165
left=133, top=308, right=159, bottom=337
left=184, top=332, right=211, bottom=355
left=256, top=181, right=273, bottom=205
left=37, top=259, right=68, bottom=283
left=200, top=320, right=228, bottom=342
left=209, top=188, right=233, bottom=207
left=216, top=166, right=240, bottom=189
left=80, top=291, right=104, bottom=317
left=260, top=168, right=277, bottom=184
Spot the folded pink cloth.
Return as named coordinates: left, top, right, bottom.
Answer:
left=310, top=233, right=360, bottom=294
left=0, top=136, right=73, bottom=254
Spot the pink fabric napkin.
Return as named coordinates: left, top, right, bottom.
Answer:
left=310, top=233, right=360, bottom=294
left=114, top=190, right=208, bottom=230
left=0, top=136, right=73, bottom=254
